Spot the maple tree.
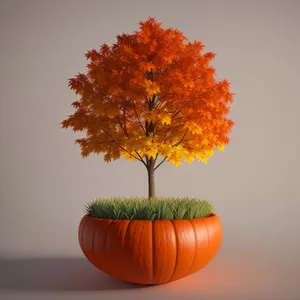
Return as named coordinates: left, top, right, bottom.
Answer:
left=61, top=17, right=234, bottom=198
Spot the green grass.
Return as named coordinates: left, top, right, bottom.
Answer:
left=85, top=197, right=214, bottom=220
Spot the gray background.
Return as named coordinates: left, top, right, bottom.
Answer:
left=1, top=0, right=300, bottom=299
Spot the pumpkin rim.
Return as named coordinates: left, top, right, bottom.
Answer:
left=82, top=213, right=218, bottom=222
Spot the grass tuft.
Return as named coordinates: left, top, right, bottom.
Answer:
left=85, top=197, right=214, bottom=220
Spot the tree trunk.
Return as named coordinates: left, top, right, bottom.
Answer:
left=147, top=157, right=156, bottom=199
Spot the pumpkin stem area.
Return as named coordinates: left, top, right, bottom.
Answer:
left=85, top=197, right=215, bottom=221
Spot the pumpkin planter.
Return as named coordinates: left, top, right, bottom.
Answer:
left=62, top=17, right=234, bottom=286
left=79, top=213, right=222, bottom=285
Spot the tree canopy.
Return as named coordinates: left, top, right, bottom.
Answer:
left=61, top=17, right=234, bottom=170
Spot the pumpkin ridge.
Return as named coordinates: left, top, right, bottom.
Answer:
left=125, top=220, right=140, bottom=281
left=186, top=220, right=197, bottom=276
left=201, top=218, right=210, bottom=258
left=104, top=220, right=113, bottom=263
left=136, top=221, right=143, bottom=259
left=167, top=220, right=178, bottom=282
left=78, top=219, right=85, bottom=249
left=91, top=223, right=96, bottom=262
left=134, top=220, right=144, bottom=279
left=138, top=220, right=153, bottom=283
left=122, top=220, right=131, bottom=250
left=151, top=220, right=154, bottom=284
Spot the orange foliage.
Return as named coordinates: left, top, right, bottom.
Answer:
left=61, top=17, right=234, bottom=167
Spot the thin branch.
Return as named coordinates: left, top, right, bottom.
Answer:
left=101, top=129, right=142, bottom=162
left=153, top=85, right=175, bottom=109
left=172, top=129, right=189, bottom=147
left=131, top=99, right=146, bottom=134
left=163, top=130, right=176, bottom=143
left=114, top=105, right=148, bottom=167
left=116, top=116, right=129, bottom=139
left=161, top=124, right=186, bottom=144
left=123, top=106, right=128, bottom=136
left=171, top=116, right=192, bottom=122
left=154, top=129, right=189, bottom=171
left=172, top=101, right=191, bottom=120
left=114, top=107, right=148, bottom=168
left=154, top=156, right=168, bottom=171
left=134, top=150, right=148, bottom=168
left=94, top=139, right=128, bottom=144
left=154, top=123, right=184, bottom=137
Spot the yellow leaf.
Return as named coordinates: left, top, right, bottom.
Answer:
left=184, top=154, right=195, bottom=163
left=122, top=151, right=137, bottom=161
left=158, top=144, right=171, bottom=157
left=144, top=80, right=160, bottom=97
left=145, top=138, right=153, bottom=146
left=144, top=111, right=157, bottom=123
left=169, top=156, right=181, bottom=166
left=183, top=121, right=203, bottom=135
left=218, top=144, right=225, bottom=152
left=160, top=114, right=171, bottom=125
left=183, top=81, right=195, bottom=88
left=200, top=156, right=209, bottom=164
left=201, top=138, right=209, bottom=146
left=205, top=149, right=215, bottom=157
left=148, top=150, right=157, bottom=159
left=195, top=152, right=209, bottom=164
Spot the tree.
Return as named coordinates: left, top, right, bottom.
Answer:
left=61, top=17, right=235, bottom=198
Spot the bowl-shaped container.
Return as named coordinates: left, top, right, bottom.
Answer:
left=78, top=214, right=222, bottom=285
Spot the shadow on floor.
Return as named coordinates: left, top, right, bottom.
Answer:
left=0, top=257, right=149, bottom=291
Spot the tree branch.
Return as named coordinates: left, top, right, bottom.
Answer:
left=161, top=124, right=185, bottom=144
left=154, top=156, right=168, bottom=171
left=116, top=116, right=129, bottom=139
left=123, top=106, right=128, bottom=136
left=172, top=128, right=189, bottom=147
left=94, top=138, right=128, bottom=144
left=172, top=101, right=191, bottom=120
left=101, top=129, right=142, bottom=162
left=115, top=109, right=148, bottom=168
left=163, top=131, right=176, bottom=144
left=134, top=150, right=148, bottom=168
left=131, top=99, right=146, bottom=134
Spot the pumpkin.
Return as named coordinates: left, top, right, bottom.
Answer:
left=78, top=214, right=222, bottom=285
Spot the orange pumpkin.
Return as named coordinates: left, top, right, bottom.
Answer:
left=78, top=214, right=222, bottom=285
